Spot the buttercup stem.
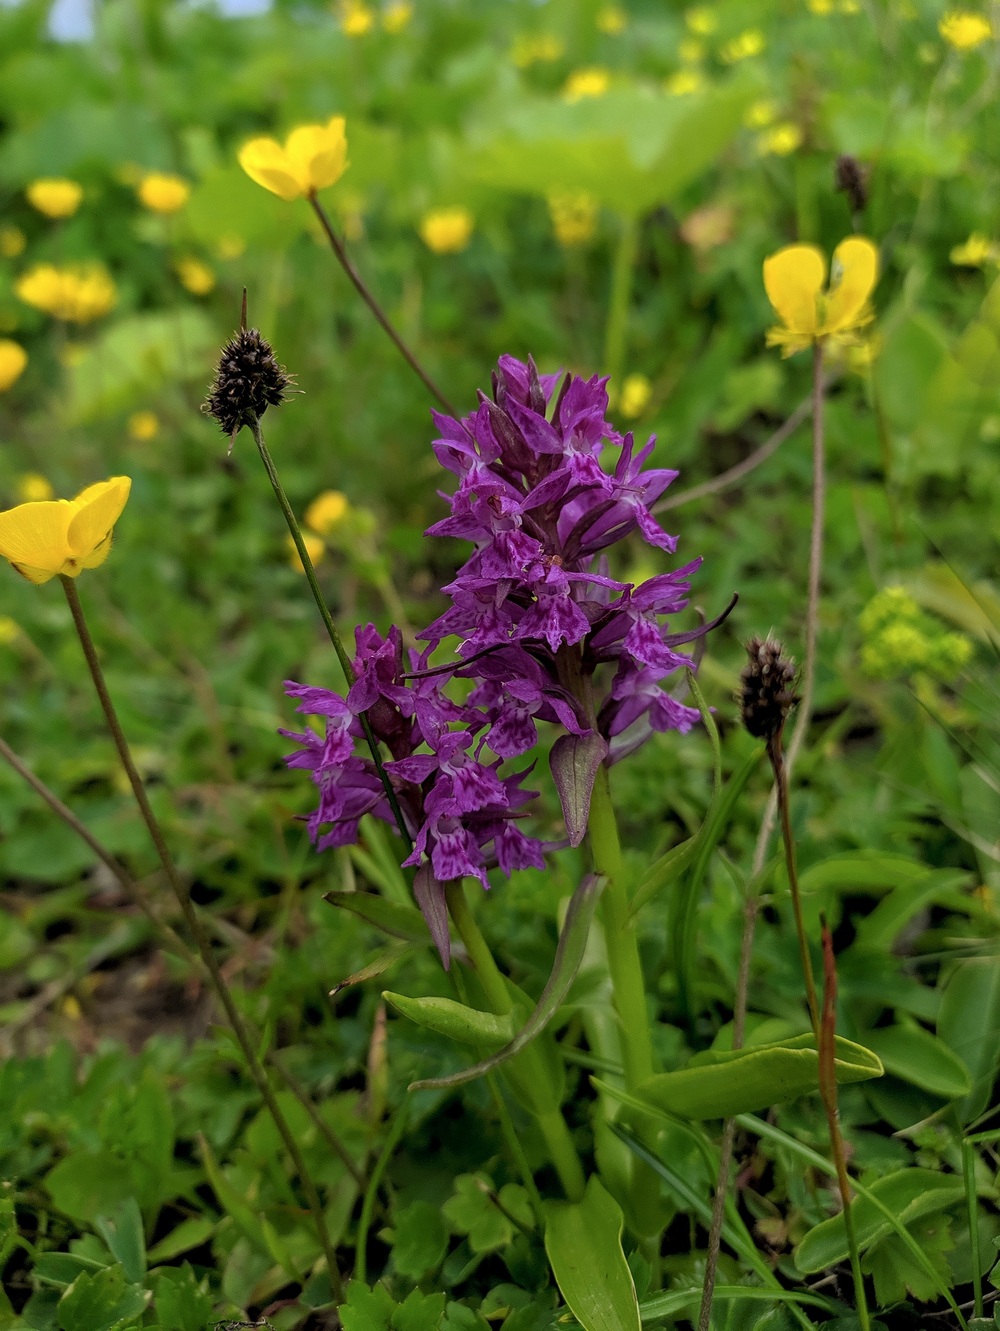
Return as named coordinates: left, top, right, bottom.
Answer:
left=60, top=576, right=344, bottom=1299
left=444, top=880, right=586, bottom=1202
left=603, top=212, right=640, bottom=390
left=308, top=194, right=456, bottom=416
left=248, top=415, right=412, bottom=849
left=771, top=735, right=820, bottom=1036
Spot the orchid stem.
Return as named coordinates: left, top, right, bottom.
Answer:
left=308, top=194, right=456, bottom=416
left=247, top=414, right=412, bottom=850
left=60, top=575, right=344, bottom=1300
left=603, top=212, right=640, bottom=386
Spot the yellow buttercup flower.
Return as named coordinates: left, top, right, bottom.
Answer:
left=239, top=117, right=348, bottom=202
left=382, top=0, right=412, bottom=31
left=950, top=233, right=998, bottom=266
left=939, top=10, right=992, bottom=48
left=287, top=531, right=326, bottom=572
left=744, top=98, right=778, bottom=128
left=15, top=263, right=116, bottom=323
left=128, top=410, right=160, bottom=441
left=176, top=257, right=216, bottom=295
left=15, top=474, right=53, bottom=502
left=419, top=207, right=474, bottom=254
left=138, top=172, right=191, bottom=214
left=596, top=5, right=627, bottom=34
left=0, top=476, right=131, bottom=585
left=0, top=340, right=27, bottom=392
left=685, top=6, right=718, bottom=34
left=305, top=490, right=350, bottom=536
left=339, top=0, right=374, bottom=34
left=26, top=178, right=83, bottom=219
left=620, top=373, right=652, bottom=419
left=0, top=225, right=26, bottom=258
left=665, top=69, right=703, bottom=95
left=0, top=616, right=20, bottom=646
left=511, top=32, right=565, bottom=66
left=719, top=29, right=765, bottom=62
left=807, top=0, right=834, bottom=13
left=757, top=123, right=803, bottom=156
left=763, top=237, right=879, bottom=356
left=547, top=190, right=598, bottom=247
left=562, top=67, right=611, bottom=102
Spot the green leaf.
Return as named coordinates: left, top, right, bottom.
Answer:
left=393, top=1290, right=446, bottom=1331
left=854, top=868, right=971, bottom=951
left=197, top=1134, right=266, bottom=1254
left=864, top=1022, right=971, bottom=1099
left=45, top=1153, right=136, bottom=1226
left=55, top=1264, right=147, bottom=1331
left=442, top=1175, right=530, bottom=1253
left=938, top=958, right=1000, bottom=1123
left=324, top=891, right=430, bottom=944
left=94, top=1199, right=145, bottom=1284
left=862, top=1213, right=954, bottom=1306
left=145, top=1216, right=216, bottom=1266
left=151, top=1265, right=213, bottom=1331
left=407, top=873, right=604, bottom=1092
left=549, top=734, right=608, bottom=848
left=382, top=992, right=518, bottom=1048
left=795, top=1169, right=965, bottom=1273
left=639, top=1285, right=839, bottom=1321
left=543, top=1177, right=641, bottom=1331
left=392, top=1200, right=449, bottom=1280
left=339, top=1281, right=397, bottom=1331
left=633, top=1034, right=882, bottom=1119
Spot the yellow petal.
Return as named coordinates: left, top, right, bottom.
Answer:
left=763, top=244, right=826, bottom=337
left=66, top=477, right=131, bottom=561
left=0, top=500, right=73, bottom=576
left=285, top=118, right=348, bottom=193
left=238, top=138, right=305, bottom=201
left=823, top=236, right=879, bottom=334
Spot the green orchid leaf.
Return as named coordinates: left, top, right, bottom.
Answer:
left=544, top=1177, right=641, bottom=1331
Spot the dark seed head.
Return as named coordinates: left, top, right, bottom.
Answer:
left=835, top=154, right=868, bottom=215
left=739, top=637, right=799, bottom=741
left=202, top=327, right=293, bottom=440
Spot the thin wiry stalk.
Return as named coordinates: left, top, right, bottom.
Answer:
left=308, top=193, right=456, bottom=415
left=60, top=576, right=345, bottom=1299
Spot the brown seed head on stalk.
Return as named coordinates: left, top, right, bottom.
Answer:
left=203, top=327, right=293, bottom=447
left=739, top=636, right=799, bottom=741
left=835, top=154, right=869, bottom=216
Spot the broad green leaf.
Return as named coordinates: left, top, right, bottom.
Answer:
left=382, top=992, right=519, bottom=1048
left=795, top=1169, right=965, bottom=1273
left=864, top=1022, right=971, bottom=1099
left=938, top=958, right=1000, bottom=1123
left=95, top=1199, right=145, bottom=1283
left=544, top=1177, right=641, bottom=1331
left=324, top=890, right=429, bottom=943
left=56, top=1263, right=147, bottom=1331
left=408, top=873, right=604, bottom=1091
left=862, top=1213, right=955, bottom=1307
left=151, top=1265, right=213, bottom=1331
left=443, top=1175, right=532, bottom=1253
left=45, top=1152, right=136, bottom=1226
left=634, top=1034, right=882, bottom=1120
left=392, top=1200, right=449, bottom=1280
left=393, top=1290, right=446, bottom=1331
left=340, top=1280, right=397, bottom=1331
left=145, top=1217, right=216, bottom=1266
left=854, top=868, right=970, bottom=951
left=797, top=850, right=931, bottom=895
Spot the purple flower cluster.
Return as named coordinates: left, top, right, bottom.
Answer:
left=283, top=356, right=713, bottom=964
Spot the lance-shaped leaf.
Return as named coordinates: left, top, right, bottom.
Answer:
left=324, top=890, right=429, bottom=943
left=633, top=1034, right=883, bottom=1120
left=550, top=732, right=607, bottom=847
left=413, top=863, right=452, bottom=969
left=382, top=992, right=520, bottom=1049
left=544, top=1177, right=641, bottom=1331
left=407, top=874, right=605, bottom=1092
left=330, top=944, right=412, bottom=997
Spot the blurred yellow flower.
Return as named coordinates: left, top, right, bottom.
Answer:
left=16, top=263, right=117, bottom=323
left=744, top=98, right=778, bottom=128
left=562, top=67, right=611, bottom=102
left=0, top=225, right=26, bottom=258
left=950, top=233, right=998, bottom=266
left=0, top=616, right=20, bottom=646
left=15, top=474, right=53, bottom=502
left=511, top=32, right=565, bottom=66
left=216, top=232, right=246, bottom=260
left=288, top=531, right=326, bottom=572
left=620, top=373, right=652, bottom=419
left=685, top=6, right=718, bottom=34
left=0, top=476, right=131, bottom=585
left=305, top=489, right=350, bottom=536
left=763, top=236, right=879, bottom=356
left=0, top=340, right=27, bottom=392
left=596, top=5, right=627, bottom=34
left=382, top=0, right=412, bottom=31
left=548, top=190, right=598, bottom=247
left=239, top=116, right=348, bottom=202
left=138, top=172, right=191, bottom=214
left=664, top=68, right=703, bottom=95
left=339, top=0, right=374, bottom=34
left=26, top=178, right=83, bottom=219
left=719, top=29, right=765, bottom=61
left=419, top=207, right=474, bottom=254
left=176, top=256, right=216, bottom=295
left=678, top=38, right=704, bottom=62
left=939, top=10, right=992, bottom=48
left=807, top=0, right=834, bottom=13
left=757, top=122, right=803, bottom=156
left=128, top=410, right=160, bottom=441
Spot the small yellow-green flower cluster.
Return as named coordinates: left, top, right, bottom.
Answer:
left=859, top=587, right=973, bottom=681
left=510, top=32, right=565, bottom=67
left=719, top=29, right=765, bottom=62
left=950, top=233, right=999, bottom=267
left=15, top=263, right=117, bottom=323
left=547, top=190, right=598, bottom=248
